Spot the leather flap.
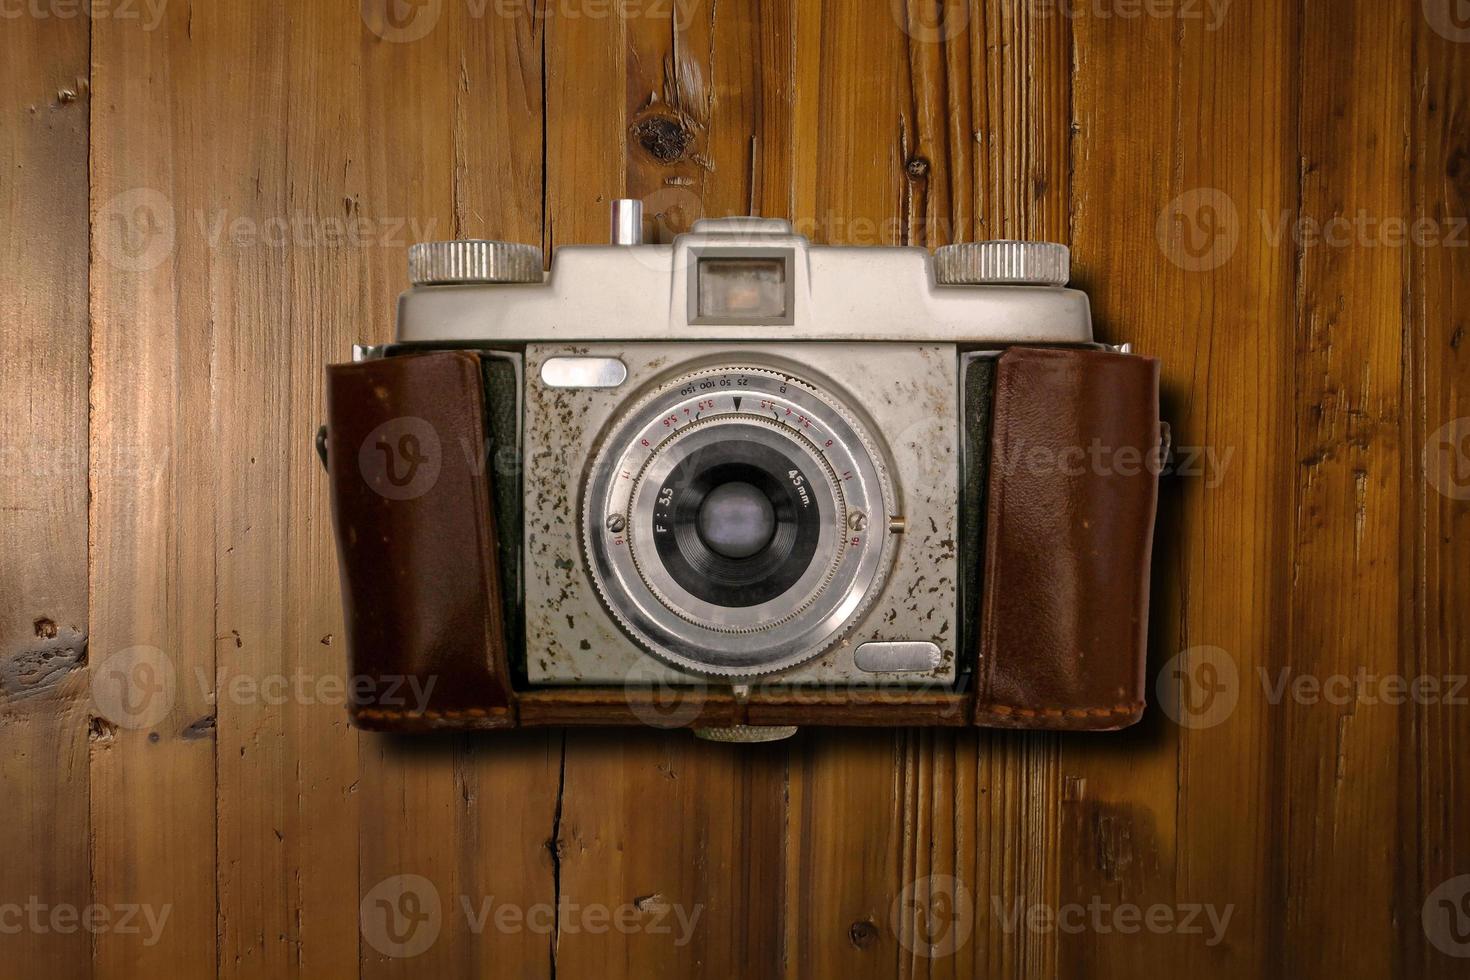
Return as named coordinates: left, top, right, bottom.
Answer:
left=325, top=351, right=516, bottom=731
left=974, top=347, right=1160, bottom=731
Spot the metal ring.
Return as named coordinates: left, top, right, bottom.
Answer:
left=582, top=364, right=895, bottom=677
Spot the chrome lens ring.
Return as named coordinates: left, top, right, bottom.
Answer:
left=583, top=364, right=895, bottom=676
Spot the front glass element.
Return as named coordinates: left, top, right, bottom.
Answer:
left=651, top=428, right=822, bottom=608
left=694, top=479, right=778, bottom=561
left=583, top=365, right=894, bottom=677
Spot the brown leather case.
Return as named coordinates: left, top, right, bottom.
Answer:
left=324, top=346, right=1159, bottom=733
left=971, top=347, right=1161, bottom=731
left=325, top=351, right=516, bottom=731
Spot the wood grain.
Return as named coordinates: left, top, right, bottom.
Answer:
left=0, top=11, right=91, bottom=980
left=90, top=5, right=221, bottom=975
left=1285, top=3, right=1408, bottom=974
left=270, top=7, right=370, bottom=975
left=5, top=1, right=1469, bottom=977
left=1406, top=10, right=1470, bottom=979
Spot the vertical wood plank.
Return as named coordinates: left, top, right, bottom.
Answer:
left=969, top=0, right=1070, bottom=243
left=199, top=3, right=295, bottom=974
left=791, top=0, right=912, bottom=248
left=1406, top=10, right=1470, bottom=978
left=704, top=0, right=795, bottom=217
left=785, top=732, right=905, bottom=980
left=624, top=0, right=793, bottom=221
left=544, top=0, right=626, bottom=250
left=1062, top=4, right=1189, bottom=969
left=90, top=5, right=222, bottom=975
left=1066, top=1, right=1297, bottom=976
left=351, top=5, right=475, bottom=962
left=553, top=734, right=787, bottom=977
left=277, top=3, right=371, bottom=969
left=209, top=4, right=376, bottom=977
left=0, top=12, right=91, bottom=978
left=1284, top=3, right=1408, bottom=975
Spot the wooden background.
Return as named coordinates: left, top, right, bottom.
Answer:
left=4, top=0, right=1468, bottom=976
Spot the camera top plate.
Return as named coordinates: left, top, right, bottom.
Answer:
left=395, top=215, right=1092, bottom=345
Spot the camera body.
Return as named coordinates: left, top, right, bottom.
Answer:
left=323, top=203, right=1162, bottom=737
left=526, top=339, right=955, bottom=689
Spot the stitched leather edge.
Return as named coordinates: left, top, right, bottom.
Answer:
left=975, top=702, right=1143, bottom=719
left=353, top=706, right=514, bottom=721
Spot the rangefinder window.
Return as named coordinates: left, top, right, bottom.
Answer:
left=690, top=249, right=794, bottom=325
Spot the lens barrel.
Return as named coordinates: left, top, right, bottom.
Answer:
left=583, top=365, right=893, bottom=676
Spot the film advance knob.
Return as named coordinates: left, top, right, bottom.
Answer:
left=408, top=240, right=544, bottom=285
left=933, top=240, right=1070, bottom=286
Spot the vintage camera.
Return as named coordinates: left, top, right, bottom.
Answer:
left=322, top=200, right=1162, bottom=739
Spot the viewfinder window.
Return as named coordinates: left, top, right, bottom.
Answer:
left=694, top=254, right=792, bottom=324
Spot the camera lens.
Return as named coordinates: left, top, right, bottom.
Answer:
left=584, top=364, right=894, bottom=676
left=651, top=439, right=823, bottom=608
left=696, top=481, right=774, bottom=559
